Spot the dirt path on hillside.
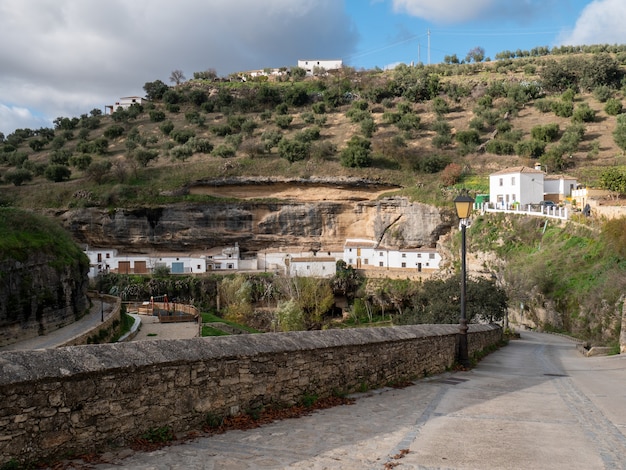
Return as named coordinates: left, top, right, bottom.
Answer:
left=189, top=182, right=398, bottom=202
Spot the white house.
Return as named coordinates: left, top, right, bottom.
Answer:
left=544, top=174, right=578, bottom=202
left=489, top=166, right=578, bottom=209
left=206, top=245, right=241, bottom=271
left=297, top=59, right=343, bottom=76
left=343, top=239, right=441, bottom=273
left=288, top=256, right=337, bottom=278
left=106, top=96, right=146, bottom=114
left=84, top=248, right=207, bottom=278
left=489, top=166, right=545, bottom=208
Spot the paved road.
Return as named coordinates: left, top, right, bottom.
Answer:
left=0, top=299, right=114, bottom=351
left=58, top=331, right=626, bottom=470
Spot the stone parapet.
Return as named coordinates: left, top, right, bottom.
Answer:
left=0, top=324, right=501, bottom=464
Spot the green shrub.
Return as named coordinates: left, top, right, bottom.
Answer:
left=572, top=103, right=596, bottom=123
left=531, top=123, right=560, bottom=142
left=485, top=139, right=515, bottom=155
left=605, top=98, right=623, bottom=116
left=278, top=139, right=309, bottom=162
left=212, top=144, right=236, bottom=158
left=149, top=110, right=166, bottom=122
left=534, top=98, right=554, bottom=113
left=551, top=100, right=574, bottom=117
left=593, top=85, right=613, bottom=102
left=160, top=120, right=174, bottom=135
left=44, top=164, right=71, bottom=182
left=340, top=136, right=372, bottom=168
left=275, top=115, right=293, bottom=129
left=455, top=129, right=480, bottom=145
left=515, top=139, right=546, bottom=158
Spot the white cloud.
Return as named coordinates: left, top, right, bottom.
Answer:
left=390, top=0, right=496, bottom=23
left=389, top=0, right=548, bottom=24
left=557, top=0, right=626, bottom=46
left=0, top=0, right=358, bottom=134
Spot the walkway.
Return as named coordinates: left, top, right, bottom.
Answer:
left=0, top=299, right=115, bottom=351
left=57, top=331, right=626, bottom=469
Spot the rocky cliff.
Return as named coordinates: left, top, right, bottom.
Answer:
left=0, top=209, right=90, bottom=347
left=51, top=196, right=454, bottom=254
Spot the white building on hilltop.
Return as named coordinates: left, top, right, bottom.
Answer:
left=297, top=59, right=343, bottom=76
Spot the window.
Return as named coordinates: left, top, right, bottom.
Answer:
left=349, top=248, right=352, bottom=252
left=379, top=251, right=384, bottom=256
left=511, top=176, right=516, bottom=185
left=197, top=265, right=201, bottom=270
left=97, top=253, right=102, bottom=262
left=402, top=253, right=406, bottom=258
left=429, top=253, right=435, bottom=259
left=306, top=265, right=310, bottom=270
left=379, top=262, right=384, bottom=267
left=105, top=253, right=110, bottom=259
left=401, top=262, right=406, bottom=268
left=499, top=178, right=503, bottom=186
left=364, top=259, right=369, bottom=265
left=417, top=253, right=422, bottom=258
left=348, top=259, right=353, bottom=264
left=227, top=263, right=234, bottom=269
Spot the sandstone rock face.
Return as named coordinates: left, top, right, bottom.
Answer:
left=0, top=254, right=90, bottom=347
left=51, top=197, right=454, bottom=253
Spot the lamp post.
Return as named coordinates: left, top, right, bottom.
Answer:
left=454, top=193, right=474, bottom=369
left=101, top=298, right=104, bottom=322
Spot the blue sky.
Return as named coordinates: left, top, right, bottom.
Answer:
left=1, top=0, right=624, bottom=135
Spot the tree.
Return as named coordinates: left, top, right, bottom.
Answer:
left=143, top=80, right=169, bottom=100
left=278, top=138, right=309, bottom=162
left=86, top=160, right=112, bottom=184
left=3, top=168, right=32, bottom=186
left=340, top=136, right=372, bottom=168
left=465, top=46, right=485, bottom=63
left=44, top=164, right=71, bottom=182
left=599, top=167, right=626, bottom=194
left=193, top=68, right=217, bottom=80
left=613, top=119, right=626, bottom=154
left=169, top=69, right=186, bottom=85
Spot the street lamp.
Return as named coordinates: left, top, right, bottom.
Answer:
left=454, top=193, right=474, bottom=368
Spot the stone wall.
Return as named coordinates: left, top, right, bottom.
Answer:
left=0, top=324, right=501, bottom=464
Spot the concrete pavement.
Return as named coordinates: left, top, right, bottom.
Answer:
left=53, top=331, right=626, bottom=470
left=0, top=299, right=115, bottom=351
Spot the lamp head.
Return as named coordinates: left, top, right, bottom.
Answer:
left=454, top=193, right=475, bottom=219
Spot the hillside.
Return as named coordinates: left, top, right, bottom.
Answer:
left=2, top=49, right=626, bottom=212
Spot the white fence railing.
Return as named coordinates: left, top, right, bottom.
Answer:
left=479, top=203, right=568, bottom=220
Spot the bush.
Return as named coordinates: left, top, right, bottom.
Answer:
left=605, top=98, right=623, bottom=116
left=160, top=121, right=174, bottom=135
left=413, top=154, right=450, bottom=173
left=278, top=138, right=309, bottom=162
left=104, top=125, right=125, bottom=139
left=551, top=100, right=574, bottom=118
left=531, top=123, right=560, bottom=142
left=170, top=128, right=195, bottom=144
left=572, top=103, right=596, bottom=123
left=340, top=136, right=372, bottom=168
left=212, top=144, right=236, bottom=158
left=275, top=115, right=293, bottom=129
left=189, top=138, right=214, bottom=154
left=4, top=168, right=33, bottom=186
left=44, top=164, right=71, bottom=182
left=170, top=145, right=193, bottom=161
left=593, top=85, right=613, bottom=102
left=534, top=98, right=554, bottom=113
left=133, top=148, right=160, bottom=166
left=515, top=139, right=546, bottom=158
left=485, top=139, right=515, bottom=155
left=149, top=110, right=166, bottom=122
left=455, top=129, right=480, bottom=146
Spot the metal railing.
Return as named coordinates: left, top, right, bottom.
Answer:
left=479, top=202, right=568, bottom=220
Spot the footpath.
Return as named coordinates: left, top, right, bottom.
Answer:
left=0, top=300, right=115, bottom=351
left=51, top=331, right=626, bottom=470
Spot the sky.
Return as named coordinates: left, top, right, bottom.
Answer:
left=1, top=0, right=625, bottom=135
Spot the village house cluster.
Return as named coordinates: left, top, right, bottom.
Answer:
left=84, top=239, right=442, bottom=279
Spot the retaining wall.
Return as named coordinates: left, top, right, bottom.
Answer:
left=0, top=324, right=501, bottom=464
